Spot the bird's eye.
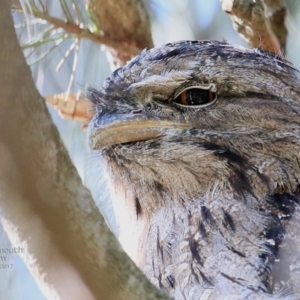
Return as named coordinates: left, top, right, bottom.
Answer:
left=173, top=85, right=217, bottom=108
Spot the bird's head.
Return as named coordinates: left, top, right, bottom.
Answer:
left=87, top=41, right=300, bottom=217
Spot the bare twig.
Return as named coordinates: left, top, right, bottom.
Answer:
left=28, top=9, right=143, bottom=61
left=13, top=0, right=153, bottom=67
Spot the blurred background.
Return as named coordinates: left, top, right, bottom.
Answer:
left=2, top=0, right=300, bottom=298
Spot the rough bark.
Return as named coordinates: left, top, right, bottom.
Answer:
left=0, top=0, right=168, bottom=299
left=220, top=0, right=287, bottom=55
left=88, top=0, right=154, bottom=66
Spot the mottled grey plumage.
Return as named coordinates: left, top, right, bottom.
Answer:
left=87, top=41, right=300, bottom=299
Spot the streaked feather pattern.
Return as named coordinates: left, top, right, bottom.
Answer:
left=88, top=41, right=300, bottom=299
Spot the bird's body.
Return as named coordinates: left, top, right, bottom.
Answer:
left=87, top=41, right=300, bottom=299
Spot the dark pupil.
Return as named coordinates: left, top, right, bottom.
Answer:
left=186, top=89, right=209, bottom=105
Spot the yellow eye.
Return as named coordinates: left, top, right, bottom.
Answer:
left=174, top=87, right=217, bottom=107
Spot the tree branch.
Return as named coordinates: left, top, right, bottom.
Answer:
left=0, top=0, right=168, bottom=299
left=31, top=9, right=144, bottom=64
left=88, top=0, right=153, bottom=66
left=220, top=0, right=287, bottom=55
left=14, top=0, right=153, bottom=67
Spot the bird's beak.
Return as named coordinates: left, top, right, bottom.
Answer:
left=88, top=112, right=189, bottom=150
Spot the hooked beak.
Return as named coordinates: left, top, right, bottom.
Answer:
left=88, top=111, right=190, bottom=150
